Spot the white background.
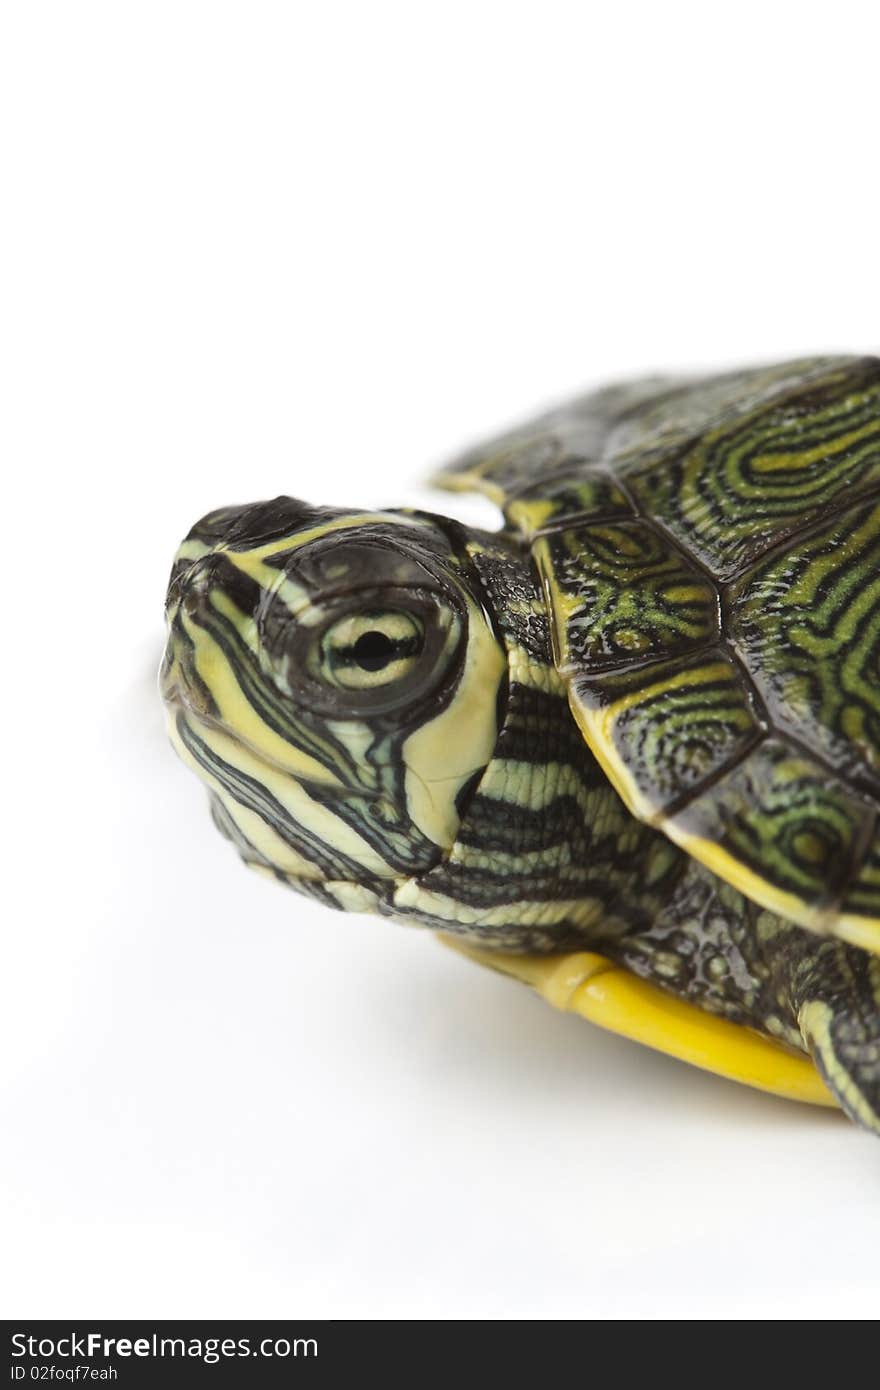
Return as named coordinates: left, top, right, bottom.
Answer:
left=3, top=1, right=880, bottom=1320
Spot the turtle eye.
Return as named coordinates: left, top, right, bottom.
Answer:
left=265, top=581, right=464, bottom=718
left=316, top=609, right=426, bottom=691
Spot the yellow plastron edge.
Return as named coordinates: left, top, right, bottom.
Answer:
left=442, top=939, right=837, bottom=1109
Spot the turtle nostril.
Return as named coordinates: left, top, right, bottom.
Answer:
left=171, top=554, right=221, bottom=619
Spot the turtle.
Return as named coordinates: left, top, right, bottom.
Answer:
left=161, top=354, right=880, bottom=1136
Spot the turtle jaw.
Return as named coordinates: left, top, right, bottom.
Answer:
left=159, top=627, right=211, bottom=722
left=163, top=674, right=396, bottom=916
left=161, top=686, right=412, bottom=891
left=160, top=606, right=399, bottom=889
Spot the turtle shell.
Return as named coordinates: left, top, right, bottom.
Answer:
left=436, top=355, right=880, bottom=954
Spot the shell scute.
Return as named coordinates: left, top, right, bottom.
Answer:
left=665, top=737, right=875, bottom=932
left=623, top=358, right=880, bottom=581
left=729, top=495, right=880, bottom=796
left=566, top=650, right=763, bottom=821
left=534, top=520, right=718, bottom=673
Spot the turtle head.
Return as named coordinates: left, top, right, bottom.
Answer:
left=161, top=498, right=508, bottom=914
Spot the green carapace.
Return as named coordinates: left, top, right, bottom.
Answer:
left=162, top=356, right=880, bottom=1135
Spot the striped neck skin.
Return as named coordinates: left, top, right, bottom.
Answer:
left=385, top=537, right=686, bottom=953
left=161, top=498, right=508, bottom=913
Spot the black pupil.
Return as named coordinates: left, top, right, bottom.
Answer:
left=352, top=630, right=399, bottom=672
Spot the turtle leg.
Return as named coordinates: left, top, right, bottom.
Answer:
left=788, top=941, right=880, bottom=1135
left=601, top=860, right=880, bottom=1132
left=449, top=858, right=880, bottom=1130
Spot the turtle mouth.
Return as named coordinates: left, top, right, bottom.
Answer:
left=162, top=691, right=410, bottom=889
left=165, top=694, right=385, bottom=809
left=160, top=635, right=367, bottom=795
left=159, top=633, right=216, bottom=722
